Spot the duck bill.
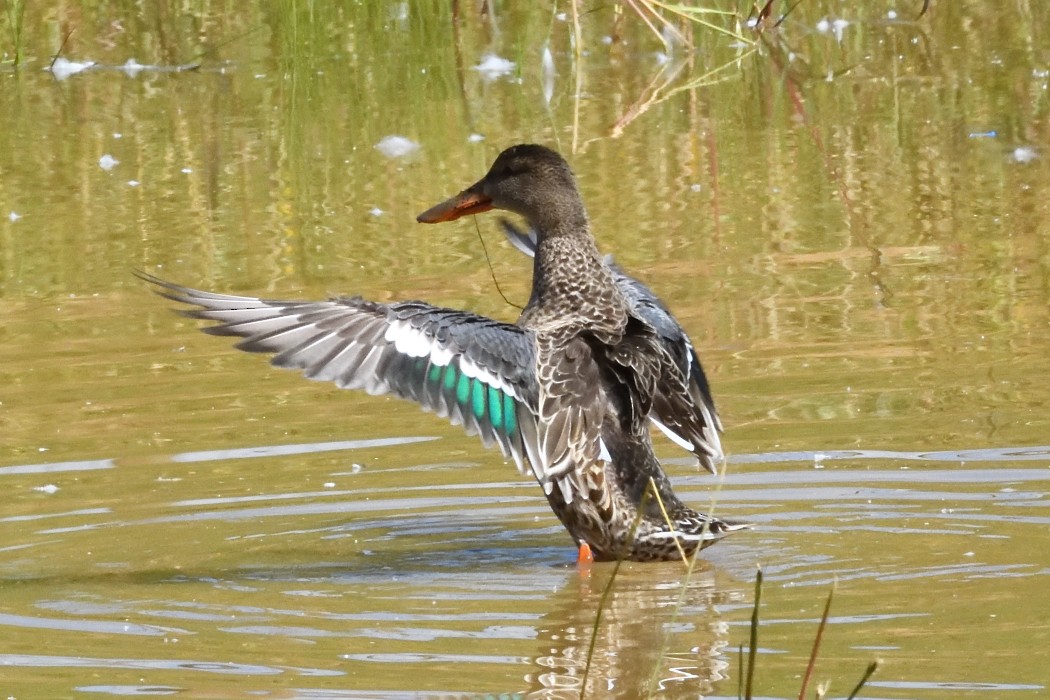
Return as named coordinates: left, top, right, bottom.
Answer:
left=417, top=187, right=493, bottom=223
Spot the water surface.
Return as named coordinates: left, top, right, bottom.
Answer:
left=1, top=3, right=1049, bottom=698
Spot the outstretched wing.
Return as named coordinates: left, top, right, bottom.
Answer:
left=498, top=219, right=724, bottom=471
left=137, top=272, right=540, bottom=476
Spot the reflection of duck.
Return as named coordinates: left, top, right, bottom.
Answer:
left=526, top=564, right=742, bottom=698
left=141, top=144, right=749, bottom=562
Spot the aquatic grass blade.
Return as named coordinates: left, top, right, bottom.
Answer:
left=5, top=0, right=26, bottom=66
left=642, top=475, right=711, bottom=696
left=649, top=475, right=689, bottom=565
left=737, top=643, right=744, bottom=700
left=744, top=566, right=762, bottom=699
left=845, top=660, right=880, bottom=700
left=632, top=0, right=750, bottom=44
left=797, top=583, right=836, bottom=700
left=580, top=486, right=651, bottom=698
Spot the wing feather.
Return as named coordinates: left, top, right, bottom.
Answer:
left=532, top=332, right=607, bottom=503
left=138, top=271, right=540, bottom=477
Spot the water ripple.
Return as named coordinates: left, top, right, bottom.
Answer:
left=0, top=612, right=185, bottom=637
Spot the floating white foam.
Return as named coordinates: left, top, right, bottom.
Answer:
left=375, top=135, right=420, bottom=158
left=474, top=54, right=515, bottom=81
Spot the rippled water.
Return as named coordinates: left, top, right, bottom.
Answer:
left=2, top=2, right=1050, bottom=698
left=3, top=434, right=1048, bottom=697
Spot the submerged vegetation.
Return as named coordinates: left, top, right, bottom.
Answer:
left=579, top=478, right=879, bottom=698
left=739, top=570, right=880, bottom=700
left=2, top=0, right=26, bottom=66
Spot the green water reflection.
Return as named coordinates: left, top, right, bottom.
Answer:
left=1, top=2, right=1048, bottom=698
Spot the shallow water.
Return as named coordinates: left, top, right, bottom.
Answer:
left=2, top=2, right=1049, bottom=698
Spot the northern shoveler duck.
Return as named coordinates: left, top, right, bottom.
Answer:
left=140, top=144, right=749, bottom=562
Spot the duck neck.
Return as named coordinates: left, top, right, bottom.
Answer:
left=528, top=215, right=599, bottom=298
left=521, top=215, right=627, bottom=336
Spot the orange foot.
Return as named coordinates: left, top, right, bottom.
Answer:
left=577, top=541, right=594, bottom=565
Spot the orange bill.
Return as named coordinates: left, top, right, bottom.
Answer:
left=417, top=188, right=493, bottom=223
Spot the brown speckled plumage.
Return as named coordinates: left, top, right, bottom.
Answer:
left=419, top=144, right=747, bottom=561
left=140, top=144, right=749, bottom=562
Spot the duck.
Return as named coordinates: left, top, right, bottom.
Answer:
left=140, top=144, right=749, bottom=562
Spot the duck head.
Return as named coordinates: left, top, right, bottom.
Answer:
left=417, top=144, right=587, bottom=235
